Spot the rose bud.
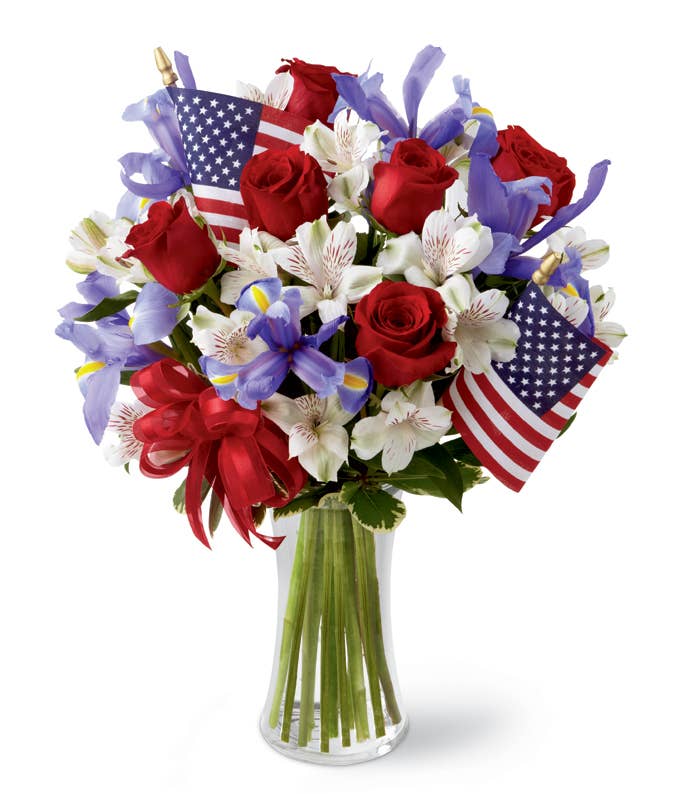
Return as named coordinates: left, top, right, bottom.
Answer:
left=124, top=198, right=220, bottom=294
left=371, top=139, right=458, bottom=235
left=491, top=125, right=576, bottom=226
left=276, top=58, right=354, bottom=123
left=354, top=281, right=457, bottom=387
left=239, top=146, right=328, bottom=241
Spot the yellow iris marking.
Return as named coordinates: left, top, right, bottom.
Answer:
left=139, top=197, right=150, bottom=210
left=472, top=106, right=493, bottom=117
left=211, top=373, right=238, bottom=385
left=343, top=373, right=367, bottom=390
left=564, top=283, right=580, bottom=298
left=128, top=315, right=135, bottom=328
left=251, top=285, right=270, bottom=312
left=76, top=361, right=106, bottom=380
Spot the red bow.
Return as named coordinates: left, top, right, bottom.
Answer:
left=131, top=359, right=306, bottom=549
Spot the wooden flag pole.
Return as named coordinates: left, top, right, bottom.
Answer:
left=531, top=251, right=563, bottom=286
left=154, top=47, right=178, bottom=87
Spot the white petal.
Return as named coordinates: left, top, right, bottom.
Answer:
left=302, top=121, right=339, bottom=170
left=236, top=81, right=265, bottom=102
left=220, top=268, right=268, bottom=305
left=317, top=423, right=349, bottom=463
left=299, top=445, right=346, bottom=482
left=486, top=319, right=521, bottom=362
left=264, top=73, right=294, bottom=110
left=328, top=165, right=369, bottom=213
left=403, top=380, right=436, bottom=409
left=575, top=238, right=610, bottom=270
left=376, top=232, right=422, bottom=275
left=339, top=265, right=382, bottom=303
left=261, top=393, right=305, bottom=434
left=410, top=405, right=452, bottom=444
left=296, top=217, right=331, bottom=286
left=421, top=209, right=460, bottom=283
left=403, top=265, right=438, bottom=289
left=590, top=286, right=616, bottom=323
left=322, top=393, right=355, bottom=425
left=294, top=285, right=323, bottom=318
left=351, top=415, right=388, bottom=461
left=322, top=221, right=357, bottom=291
left=271, top=245, right=318, bottom=288
left=595, top=320, right=626, bottom=349
left=438, top=273, right=472, bottom=314
left=289, top=423, right=320, bottom=458
left=547, top=290, right=589, bottom=328
left=381, top=424, right=418, bottom=474
left=317, top=296, right=348, bottom=323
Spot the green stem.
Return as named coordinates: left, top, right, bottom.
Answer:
left=320, top=522, right=334, bottom=753
left=342, top=523, right=370, bottom=743
left=364, top=530, right=402, bottom=726
left=298, top=516, right=324, bottom=747
left=169, top=324, right=201, bottom=371
left=280, top=518, right=315, bottom=743
left=332, top=513, right=351, bottom=747
left=353, top=521, right=386, bottom=738
left=268, top=520, right=306, bottom=730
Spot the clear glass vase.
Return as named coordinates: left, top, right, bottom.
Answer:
left=260, top=498, right=408, bottom=765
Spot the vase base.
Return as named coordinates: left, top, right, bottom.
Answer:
left=259, top=710, right=409, bottom=766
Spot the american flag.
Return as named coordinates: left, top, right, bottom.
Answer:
left=167, top=87, right=312, bottom=243
left=442, top=283, right=612, bottom=492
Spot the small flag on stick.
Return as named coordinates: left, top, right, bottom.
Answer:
left=443, top=282, right=612, bottom=491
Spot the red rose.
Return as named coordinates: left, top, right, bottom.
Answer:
left=371, top=139, right=458, bottom=235
left=354, top=281, right=457, bottom=387
left=124, top=198, right=219, bottom=294
left=240, top=146, right=328, bottom=240
left=276, top=58, right=354, bottom=123
left=491, top=125, right=576, bottom=226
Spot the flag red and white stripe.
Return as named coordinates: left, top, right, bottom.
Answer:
left=442, top=346, right=612, bottom=492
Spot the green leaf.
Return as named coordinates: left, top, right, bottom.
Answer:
left=208, top=489, right=223, bottom=536
left=172, top=477, right=210, bottom=514
left=75, top=290, right=138, bottom=322
left=339, top=482, right=406, bottom=533
left=558, top=412, right=577, bottom=437
left=119, top=370, right=134, bottom=386
left=411, top=445, right=464, bottom=510
left=272, top=490, right=329, bottom=520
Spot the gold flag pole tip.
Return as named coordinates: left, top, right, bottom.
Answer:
left=154, top=47, right=178, bottom=87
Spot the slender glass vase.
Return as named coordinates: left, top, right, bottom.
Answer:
left=260, top=498, right=408, bottom=765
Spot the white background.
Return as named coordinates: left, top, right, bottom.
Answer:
left=1, top=2, right=678, bottom=792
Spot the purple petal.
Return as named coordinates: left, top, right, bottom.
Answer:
left=119, top=151, right=186, bottom=199
left=236, top=350, right=290, bottom=409
left=505, top=176, right=552, bottom=240
left=174, top=51, right=196, bottom=90
left=200, top=355, right=240, bottom=401
left=82, top=364, right=121, bottom=444
left=291, top=347, right=344, bottom=398
left=338, top=357, right=373, bottom=414
left=469, top=109, right=499, bottom=157
left=303, top=314, right=348, bottom=349
left=237, top=277, right=283, bottom=315
left=403, top=45, right=446, bottom=136
left=521, top=160, right=610, bottom=253
left=130, top=282, right=179, bottom=345
left=468, top=154, right=511, bottom=232
left=78, top=272, right=118, bottom=304
left=503, top=255, right=542, bottom=280
left=476, top=233, right=517, bottom=275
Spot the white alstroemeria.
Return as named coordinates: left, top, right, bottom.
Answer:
left=547, top=226, right=609, bottom=271
left=263, top=393, right=355, bottom=482
left=542, top=287, right=590, bottom=328
left=102, top=400, right=151, bottom=466
left=303, top=112, right=383, bottom=213
left=441, top=275, right=520, bottom=373
left=236, top=72, right=293, bottom=110
left=219, top=227, right=287, bottom=305
left=351, top=382, right=451, bottom=475
left=590, top=286, right=627, bottom=349
left=377, top=208, right=493, bottom=290
left=67, top=212, right=149, bottom=283
left=190, top=305, right=267, bottom=365
left=302, top=112, right=383, bottom=174
left=272, top=216, right=382, bottom=322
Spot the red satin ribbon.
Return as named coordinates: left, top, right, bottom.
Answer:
left=131, top=359, right=306, bottom=549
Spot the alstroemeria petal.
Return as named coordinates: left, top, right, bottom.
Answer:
left=381, top=423, right=418, bottom=474
left=339, top=265, right=382, bottom=303
left=299, top=424, right=348, bottom=482
left=261, top=393, right=305, bottom=434
left=351, top=415, right=389, bottom=462
left=317, top=297, right=348, bottom=324
left=328, top=165, right=369, bottom=212
left=322, top=221, right=357, bottom=291
left=296, top=217, right=331, bottom=287
left=376, top=232, right=422, bottom=276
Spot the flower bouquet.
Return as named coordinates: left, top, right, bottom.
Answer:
left=56, top=45, right=625, bottom=764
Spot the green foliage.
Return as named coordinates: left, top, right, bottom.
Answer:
left=338, top=482, right=406, bottom=533
left=172, top=477, right=210, bottom=514
left=75, top=290, right=138, bottom=322
left=558, top=412, right=577, bottom=437
left=272, top=488, right=332, bottom=520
